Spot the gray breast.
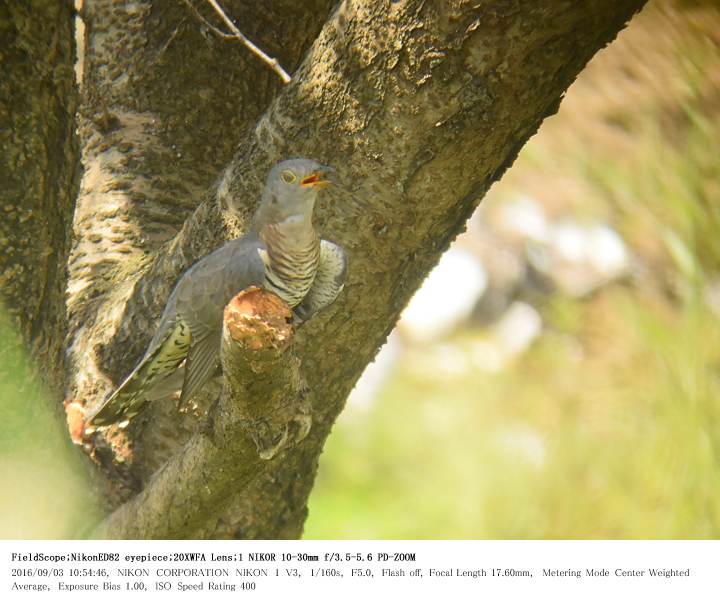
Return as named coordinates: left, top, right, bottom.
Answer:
left=260, top=225, right=320, bottom=307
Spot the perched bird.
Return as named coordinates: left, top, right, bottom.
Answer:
left=86, top=158, right=347, bottom=428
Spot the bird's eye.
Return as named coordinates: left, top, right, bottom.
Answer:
left=281, top=170, right=296, bottom=184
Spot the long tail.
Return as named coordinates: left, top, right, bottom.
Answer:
left=85, top=360, right=157, bottom=427
left=85, top=321, right=190, bottom=427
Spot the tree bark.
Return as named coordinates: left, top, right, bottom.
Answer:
left=3, top=0, right=647, bottom=538
left=0, top=0, right=79, bottom=394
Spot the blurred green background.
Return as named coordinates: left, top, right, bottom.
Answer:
left=304, top=0, right=720, bottom=539
left=1, top=0, right=718, bottom=539
left=0, top=310, right=97, bottom=538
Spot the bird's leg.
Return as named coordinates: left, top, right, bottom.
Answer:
left=291, top=309, right=308, bottom=326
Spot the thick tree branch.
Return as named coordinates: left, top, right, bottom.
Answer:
left=64, top=0, right=337, bottom=503
left=89, top=0, right=648, bottom=538
left=93, top=287, right=304, bottom=538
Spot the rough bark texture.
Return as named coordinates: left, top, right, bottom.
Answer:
left=3, top=0, right=647, bottom=538
left=0, top=0, right=78, bottom=393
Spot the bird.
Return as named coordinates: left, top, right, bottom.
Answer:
left=85, top=158, right=347, bottom=428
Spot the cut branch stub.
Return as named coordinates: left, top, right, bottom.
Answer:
left=223, top=286, right=293, bottom=354
left=217, top=286, right=310, bottom=461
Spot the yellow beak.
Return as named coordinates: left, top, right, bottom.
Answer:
left=300, top=170, right=331, bottom=188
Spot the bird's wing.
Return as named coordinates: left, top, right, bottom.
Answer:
left=172, top=237, right=263, bottom=407
left=294, top=239, right=347, bottom=322
left=85, top=318, right=190, bottom=427
left=179, top=327, right=221, bottom=407
left=88, top=235, right=268, bottom=424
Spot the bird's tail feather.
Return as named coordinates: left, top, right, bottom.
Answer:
left=85, top=321, right=189, bottom=427
left=85, top=365, right=153, bottom=427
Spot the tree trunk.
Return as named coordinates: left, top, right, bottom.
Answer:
left=2, top=0, right=646, bottom=538
left=0, top=0, right=79, bottom=394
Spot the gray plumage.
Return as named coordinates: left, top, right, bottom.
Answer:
left=86, top=158, right=346, bottom=428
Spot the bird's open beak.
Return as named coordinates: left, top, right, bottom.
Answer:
left=300, top=168, right=332, bottom=188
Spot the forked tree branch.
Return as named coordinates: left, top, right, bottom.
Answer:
left=87, top=0, right=648, bottom=539
left=181, top=0, right=236, bottom=38
left=203, top=0, right=293, bottom=83
left=180, top=0, right=293, bottom=83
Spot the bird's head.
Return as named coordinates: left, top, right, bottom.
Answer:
left=255, top=158, right=332, bottom=228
